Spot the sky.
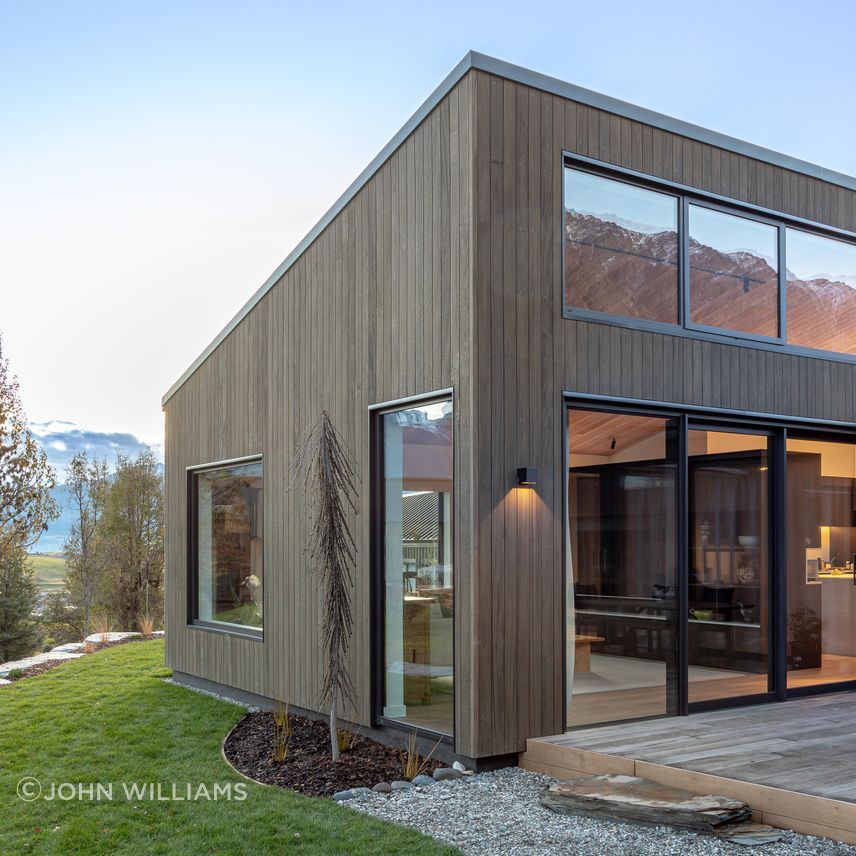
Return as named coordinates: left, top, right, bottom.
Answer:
left=2, top=0, right=856, bottom=451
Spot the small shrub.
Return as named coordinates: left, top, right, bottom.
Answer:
left=336, top=727, right=360, bottom=754
left=139, top=615, right=155, bottom=638
left=93, top=617, right=112, bottom=645
left=7, top=668, right=24, bottom=680
left=272, top=701, right=292, bottom=763
left=399, top=731, right=441, bottom=781
left=82, top=642, right=98, bottom=654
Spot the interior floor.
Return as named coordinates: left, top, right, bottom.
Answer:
left=567, top=653, right=856, bottom=728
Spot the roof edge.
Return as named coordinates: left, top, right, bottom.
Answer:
left=163, top=51, right=856, bottom=406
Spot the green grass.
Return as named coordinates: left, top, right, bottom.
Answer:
left=0, top=640, right=459, bottom=855
left=27, top=554, right=67, bottom=593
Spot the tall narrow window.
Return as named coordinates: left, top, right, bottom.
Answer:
left=381, top=400, right=453, bottom=735
left=191, top=460, right=263, bottom=633
left=687, top=205, right=779, bottom=337
left=564, top=168, right=679, bottom=324
left=786, top=228, right=856, bottom=355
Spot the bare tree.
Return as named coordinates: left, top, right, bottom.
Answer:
left=289, top=412, right=358, bottom=761
left=64, top=452, right=109, bottom=637
left=0, top=335, right=58, bottom=555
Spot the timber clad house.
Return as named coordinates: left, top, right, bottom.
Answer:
left=163, top=53, right=856, bottom=771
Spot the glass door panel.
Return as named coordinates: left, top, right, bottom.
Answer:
left=687, top=429, right=770, bottom=703
left=567, top=409, right=679, bottom=728
left=786, top=436, right=856, bottom=689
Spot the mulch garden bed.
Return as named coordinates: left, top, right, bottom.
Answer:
left=6, top=658, right=68, bottom=681
left=224, top=711, right=443, bottom=797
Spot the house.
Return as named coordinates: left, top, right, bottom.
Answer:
left=163, top=52, right=856, bottom=768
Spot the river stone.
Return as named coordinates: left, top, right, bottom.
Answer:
left=541, top=775, right=752, bottom=831
left=452, top=761, right=466, bottom=772
left=332, top=790, right=354, bottom=801
left=412, top=774, right=435, bottom=786
left=372, top=782, right=392, bottom=793
left=391, top=780, right=415, bottom=791
left=433, top=767, right=463, bottom=781
left=351, top=787, right=373, bottom=797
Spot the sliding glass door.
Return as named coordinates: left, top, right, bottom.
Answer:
left=567, top=403, right=856, bottom=728
left=687, top=427, right=771, bottom=704
left=567, top=409, right=680, bottom=728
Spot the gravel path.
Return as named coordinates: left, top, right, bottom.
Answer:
left=347, top=767, right=856, bottom=855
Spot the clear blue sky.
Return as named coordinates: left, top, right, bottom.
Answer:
left=2, top=0, right=855, bottom=445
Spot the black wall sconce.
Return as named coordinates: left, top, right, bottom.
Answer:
left=516, top=467, right=538, bottom=487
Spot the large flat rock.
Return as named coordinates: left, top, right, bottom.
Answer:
left=541, top=774, right=752, bottom=831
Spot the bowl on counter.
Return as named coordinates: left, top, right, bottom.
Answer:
left=738, top=535, right=759, bottom=548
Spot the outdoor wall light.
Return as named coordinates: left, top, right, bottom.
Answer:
left=516, top=467, right=538, bottom=487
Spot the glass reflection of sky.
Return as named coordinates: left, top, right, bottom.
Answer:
left=689, top=205, right=777, bottom=262
left=564, top=168, right=676, bottom=233
left=787, top=228, right=856, bottom=286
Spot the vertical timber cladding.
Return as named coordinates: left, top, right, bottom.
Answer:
left=164, top=75, right=478, bottom=752
left=469, top=69, right=856, bottom=757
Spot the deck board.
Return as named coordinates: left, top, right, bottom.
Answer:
left=522, top=693, right=856, bottom=842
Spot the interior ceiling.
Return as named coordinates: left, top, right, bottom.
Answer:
left=568, top=410, right=665, bottom=457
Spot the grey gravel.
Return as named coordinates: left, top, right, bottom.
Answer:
left=348, top=766, right=856, bottom=855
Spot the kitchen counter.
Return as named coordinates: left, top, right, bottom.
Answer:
left=820, top=576, right=856, bottom=656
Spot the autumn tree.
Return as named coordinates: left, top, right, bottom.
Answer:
left=64, top=452, right=109, bottom=637
left=100, top=450, right=164, bottom=630
left=0, top=335, right=58, bottom=555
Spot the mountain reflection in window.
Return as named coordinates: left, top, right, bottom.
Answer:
left=689, top=205, right=779, bottom=337
left=564, top=169, right=679, bottom=324
left=786, top=228, right=856, bottom=355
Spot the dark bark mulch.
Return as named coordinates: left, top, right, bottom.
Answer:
left=224, top=711, right=443, bottom=797
left=6, top=658, right=68, bottom=681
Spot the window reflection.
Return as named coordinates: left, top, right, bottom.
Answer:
left=786, top=229, right=856, bottom=355
left=689, top=205, right=779, bottom=337
left=382, top=400, right=453, bottom=735
left=195, top=461, right=263, bottom=630
left=564, top=169, right=679, bottom=324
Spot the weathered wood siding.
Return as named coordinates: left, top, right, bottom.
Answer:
left=164, top=76, right=479, bottom=751
left=469, top=69, right=856, bottom=756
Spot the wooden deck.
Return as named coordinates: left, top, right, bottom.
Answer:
left=521, top=693, right=856, bottom=843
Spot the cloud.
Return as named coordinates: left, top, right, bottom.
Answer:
left=29, top=420, right=164, bottom=476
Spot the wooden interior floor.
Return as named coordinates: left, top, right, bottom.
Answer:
left=567, top=654, right=856, bottom=728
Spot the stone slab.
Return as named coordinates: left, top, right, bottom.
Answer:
left=541, top=774, right=752, bottom=831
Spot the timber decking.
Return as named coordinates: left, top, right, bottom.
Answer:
left=521, top=693, right=856, bottom=843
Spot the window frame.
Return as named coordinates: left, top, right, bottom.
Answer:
left=562, top=153, right=856, bottom=364
left=369, top=390, right=456, bottom=745
left=187, top=454, right=265, bottom=641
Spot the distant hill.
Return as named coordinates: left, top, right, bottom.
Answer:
left=27, top=553, right=67, bottom=594
left=28, top=420, right=163, bottom=554
left=34, top=484, right=75, bottom=553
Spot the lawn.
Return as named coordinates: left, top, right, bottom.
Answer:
left=0, top=640, right=459, bottom=855
left=27, top=554, right=67, bottom=593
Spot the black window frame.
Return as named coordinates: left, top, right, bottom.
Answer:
left=562, top=153, right=856, bottom=364
left=369, top=391, right=456, bottom=746
left=186, top=455, right=265, bottom=641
